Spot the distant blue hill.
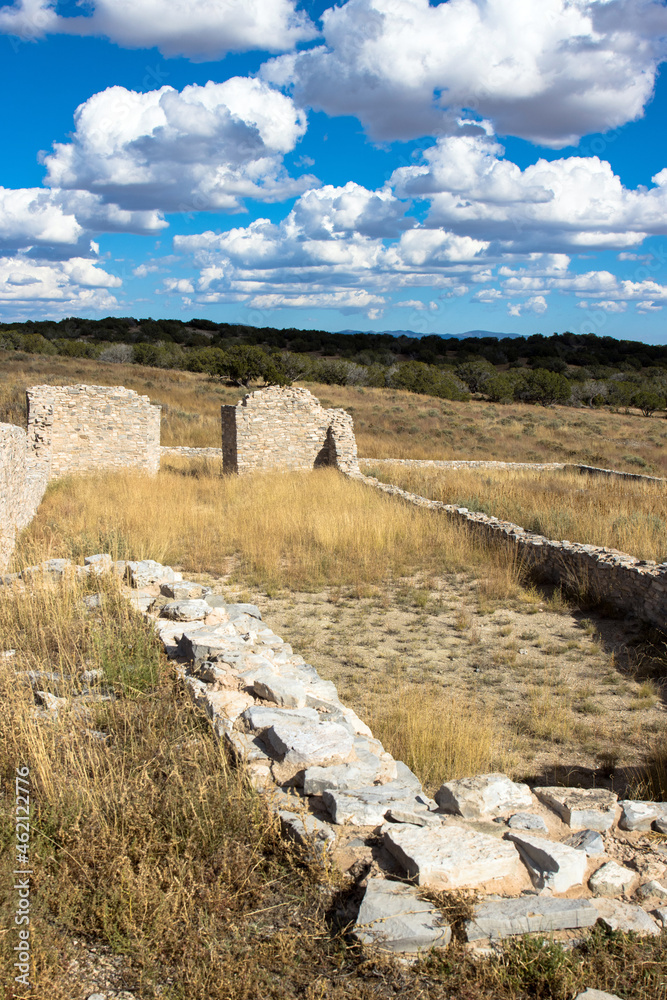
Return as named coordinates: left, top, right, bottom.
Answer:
left=337, top=328, right=523, bottom=340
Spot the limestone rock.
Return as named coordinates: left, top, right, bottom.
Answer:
left=266, top=720, right=355, bottom=769
left=160, top=580, right=204, bottom=600
left=508, top=812, right=548, bottom=832
left=160, top=599, right=210, bottom=621
left=534, top=787, right=617, bottom=831
left=465, top=896, right=598, bottom=941
left=383, top=822, right=524, bottom=890
left=619, top=799, right=667, bottom=832
left=278, top=809, right=336, bottom=856
left=248, top=669, right=308, bottom=709
left=242, top=705, right=320, bottom=731
left=205, top=688, right=254, bottom=725
left=635, top=879, right=667, bottom=901
left=303, top=761, right=386, bottom=796
left=591, top=898, right=660, bottom=936
left=178, top=627, right=240, bottom=662
left=654, top=817, right=667, bottom=834
left=505, top=831, right=587, bottom=892
left=354, top=877, right=451, bottom=953
left=34, top=690, right=67, bottom=712
left=128, top=595, right=155, bottom=613
left=126, top=559, right=178, bottom=588
left=226, top=602, right=262, bottom=620
left=564, top=829, right=605, bottom=856
left=435, top=773, right=532, bottom=820
left=323, top=784, right=426, bottom=827
left=84, top=553, right=113, bottom=574
left=589, top=861, right=636, bottom=897
left=653, top=906, right=667, bottom=927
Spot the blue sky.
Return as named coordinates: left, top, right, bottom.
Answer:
left=1, top=0, right=667, bottom=344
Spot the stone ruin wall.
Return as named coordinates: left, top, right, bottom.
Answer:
left=26, top=384, right=161, bottom=478
left=0, top=384, right=161, bottom=572
left=221, top=386, right=360, bottom=476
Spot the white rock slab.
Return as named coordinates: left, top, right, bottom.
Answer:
left=303, top=761, right=386, bottom=796
left=354, top=877, right=451, bottom=953
left=564, top=830, right=605, bottom=856
left=266, top=721, right=355, bottom=768
left=249, top=669, right=308, bottom=709
left=619, top=800, right=667, bottom=831
left=466, top=896, right=598, bottom=941
left=591, top=898, right=660, bottom=936
left=505, top=831, right=587, bottom=892
left=160, top=581, right=204, bottom=600
left=589, top=861, right=636, bottom=897
left=508, top=812, right=548, bottom=832
left=160, top=599, right=211, bottom=621
left=636, top=879, right=667, bottom=901
left=242, top=705, right=320, bottom=731
left=383, top=822, right=524, bottom=890
left=323, top=784, right=423, bottom=826
left=435, top=773, right=532, bottom=820
left=653, top=906, right=667, bottom=927
left=534, top=787, right=617, bottom=831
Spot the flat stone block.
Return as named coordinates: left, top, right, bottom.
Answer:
left=619, top=800, right=667, bottom=831
left=383, top=822, right=524, bottom=890
left=323, top=783, right=423, bottom=827
left=564, top=829, right=605, bottom=856
left=435, top=773, right=533, bottom=820
left=508, top=812, right=549, bottom=832
left=574, top=991, right=624, bottom=1000
left=591, top=898, right=660, bottom=936
left=505, top=831, right=587, bottom=892
left=589, top=861, right=636, bottom=897
left=160, top=599, right=210, bottom=622
left=466, top=896, right=598, bottom=941
left=266, top=720, right=355, bottom=768
left=354, top=877, right=451, bottom=953
left=534, top=787, right=617, bottom=831
left=242, top=705, right=319, bottom=731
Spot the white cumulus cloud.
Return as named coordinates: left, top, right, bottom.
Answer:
left=42, top=78, right=314, bottom=213
left=391, top=135, right=667, bottom=251
left=263, top=0, right=667, bottom=146
left=0, top=0, right=316, bottom=59
left=0, top=254, right=121, bottom=313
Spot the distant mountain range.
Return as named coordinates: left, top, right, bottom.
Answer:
left=338, top=328, right=523, bottom=340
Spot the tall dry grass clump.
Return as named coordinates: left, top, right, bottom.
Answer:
left=364, top=462, right=667, bottom=562
left=15, top=463, right=525, bottom=597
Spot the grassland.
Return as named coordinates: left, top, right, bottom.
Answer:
left=2, top=350, right=667, bottom=473
left=362, top=461, right=667, bottom=563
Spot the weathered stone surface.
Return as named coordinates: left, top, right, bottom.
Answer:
left=226, top=731, right=271, bottom=763
left=654, top=816, right=667, bottom=834
left=619, top=799, right=667, bottom=831
left=160, top=599, right=210, bottom=621
left=508, top=812, right=548, bottom=832
left=465, top=896, right=598, bottom=941
left=303, top=761, right=386, bottom=796
left=564, top=829, right=605, bottom=856
left=160, top=580, right=204, bottom=600
left=574, top=991, right=623, bottom=1000
left=323, top=783, right=425, bottom=827
left=386, top=807, right=443, bottom=828
left=128, top=595, right=155, bottom=613
left=84, top=553, right=113, bottom=574
left=242, top=705, right=320, bottom=731
left=435, top=773, right=532, bottom=820
left=589, top=861, right=636, bottom=897
left=205, top=688, right=254, bottom=725
left=635, top=879, right=667, bottom=901
left=178, top=627, right=239, bottom=662
left=653, top=906, right=667, bottom=927
left=34, top=690, right=67, bottom=711
left=126, top=559, right=178, bottom=588
left=591, top=898, right=660, bottom=936
left=384, top=822, right=524, bottom=890
left=534, top=787, right=617, bottom=831
left=226, top=602, right=262, bottom=620
left=278, top=809, right=336, bottom=856
left=266, top=721, right=355, bottom=768
left=354, top=877, right=451, bottom=953
left=505, top=831, right=587, bottom=892
left=248, top=670, right=308, bottom=709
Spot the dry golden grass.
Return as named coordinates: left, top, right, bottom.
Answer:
left=16, top=463, right=524, bottom=597
left=362, top=462, right=667, bottom=562
left=3, top=351, right=667, bottom=473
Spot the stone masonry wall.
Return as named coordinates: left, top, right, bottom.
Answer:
left=221, top=386, right=360, bottom=475
left=26, top=384, right=161, bottom=478
left=351, top=471, right=667, bottom=635
left=0, top=424, right=28, bottom=573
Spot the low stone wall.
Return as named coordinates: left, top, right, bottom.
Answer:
left=362, top=457, right=666, bottom=485
left=221, top=386, right=360, bottom=475
left=26, top=384, right=161, bottom=479
left=161, top=446, right=223, bottom=459
left=350, top=472, right=667, bottom=634
left=0, top=425, right=28, bottom=572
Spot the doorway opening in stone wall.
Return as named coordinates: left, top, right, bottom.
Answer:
left=314, top=426, right=337, bottom=469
